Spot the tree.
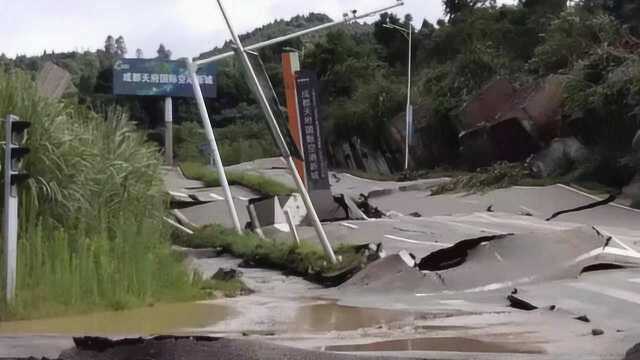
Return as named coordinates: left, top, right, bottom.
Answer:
left=442, top=0, right=495, bottom=20
left=156, top=44, right=172, bottom=60
left=104, top=35, right=116, bottom=55
left=373, top=13, right=414, bottom=67
left=115, top=36, right=127, bottom=58
left=135, top=48, right=144, bottom=59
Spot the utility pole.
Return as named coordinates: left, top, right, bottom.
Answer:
left=216, top=0, right=338, bottom=263
left=383, top=21, right=412, bottom=170
left=186, top=59, right=243, bottom=234
left=3, top=115, right=31, bottom=302
left=189, top=1, right=404, bottom=262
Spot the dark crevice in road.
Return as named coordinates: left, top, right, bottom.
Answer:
left=580, top=263, right=626, bottom=274
left=545, top=193, right=618, bottom=221
left=417, top=234, right=512, bottom=271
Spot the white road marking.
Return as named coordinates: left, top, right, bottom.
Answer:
left=628, top=278, right=640, bottom=284
left=429, top=216, right=504, bottom=234
left=473, top=212, right=575, bottom=230
left=556, top=184, right=640, bottom=214
left=384, top=234, right=449, bottom=247
left=439, top=300, right=468, bottom=305
left=340, top=222, right=359, bottom=229
left=569, top=283, right=640, bottom=305
left=209, top=193, right=224, bottom=200
left=463, top=276, right=537, bottom=293
left=168, top=191, right=188, bottom=197
left=494, top=251, right=504, bottom=262
left=237, top=196, right=250, bottom=201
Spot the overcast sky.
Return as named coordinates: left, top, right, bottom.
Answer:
left=0, top=0, right=514, bottom=59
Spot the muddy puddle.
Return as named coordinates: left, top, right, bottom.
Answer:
left=325, top=337, right=545, bottom=354
left=0, top=302, right=232, bottom=335
left=288, top=303, right=419, bottom=332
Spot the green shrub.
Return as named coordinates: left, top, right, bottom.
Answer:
left=180, top=161, right=294, bottom=196
left=172, top=225, right=362, bottom=279
left=431, top=161, right=534, bottom=194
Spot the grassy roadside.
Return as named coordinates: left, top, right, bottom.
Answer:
left=0, top=70, right=207, bottom=320
left=180, top=161, right=295, bottom=196
left=172, top=225, right=367, bottom=284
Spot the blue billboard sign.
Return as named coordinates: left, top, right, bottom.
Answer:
left=113, top=59, right=217, bottom=98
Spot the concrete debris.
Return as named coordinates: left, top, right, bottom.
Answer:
left=622, top=174, right=640, bottom=208
left=248, top=194, right=306, bottom=231
left=625, top=342, right=640, bottom=360
left=458, top=76, right=568, bottom=167
left=591, top=328, right=605, bottom=336
left=398, top=250, right=416, bottom=267
left=408, top=211, right=422, bottom=218
left=529, top=137, right=590, bottom=178
left=507, top=294, right=538, bottom=311
left=574, top=315, right=591, bottom=323
left=348, top=243, right=386, bottom=263
left=355, top=193, right=385, bottom=218
left=212, top=268, right=243, bottom=282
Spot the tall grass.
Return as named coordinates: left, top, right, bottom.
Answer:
left=0, top=69, right=202, bottom=319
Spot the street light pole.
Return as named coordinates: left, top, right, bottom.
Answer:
left=406, top=26, right=412, bottom=171
left=383, top=21, right=412, bottom=171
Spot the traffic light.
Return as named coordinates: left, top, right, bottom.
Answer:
left=3, top=114, right=30, bottom=302
left=4, top=115, right=31, bottom=190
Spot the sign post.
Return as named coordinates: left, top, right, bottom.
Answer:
left=164, top=97, right=173, bottom=165
left=295, top=70, right=330, bottom=191
left=216, top=0, right=336, bottom=263
left=186, top=57, right=243, bottom=234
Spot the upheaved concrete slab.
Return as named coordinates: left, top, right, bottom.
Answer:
left=370, top=184, right=640, bottom=231
left=178, top=200, right=251, bottom=229
left=339, top=225, right=640, bottom=295
left=161, top=167, right=206, bottom=192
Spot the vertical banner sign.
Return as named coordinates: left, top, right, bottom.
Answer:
left=282, top=52, right=306, bottom=184
left=295, top=70, right=329, bottom=190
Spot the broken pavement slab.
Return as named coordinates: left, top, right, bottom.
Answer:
left=339, top=225, right=640, bottom=295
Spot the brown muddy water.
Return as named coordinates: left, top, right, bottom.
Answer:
left=325, top=337, right=546, bottom=354
left=0, top=302, right=232, bottom=335
left=288, top=303, right=418, bottom=332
